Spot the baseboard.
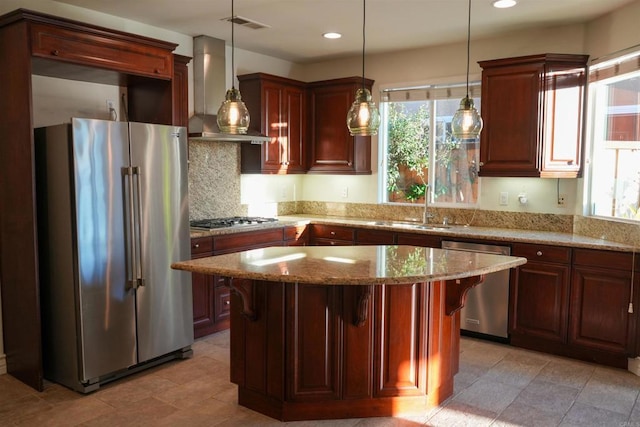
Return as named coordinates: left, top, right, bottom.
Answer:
left=629, top=358, right=640, bottom=377
left=0, top=353, right=6, bottom=375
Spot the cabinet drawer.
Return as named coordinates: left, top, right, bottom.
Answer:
left=356, top=229, right=395, bottom=244
left=30, top=23, right=173, bottom=79
left=191, top=237, right=213, bottom=257
left=311, top=225, right=354, bottom=242
left=573, top=249, right=633, bottom=271
left=284, top=225, right=308, bottom=241
left=512, top=243, right=571, bottom=264
left=214, top=228, right=284, bottom=253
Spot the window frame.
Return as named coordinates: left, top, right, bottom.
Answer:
left=378, top=76, right=482, bottom=208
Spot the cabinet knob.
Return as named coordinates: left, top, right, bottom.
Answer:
left=330, top=231, right=336, bottom=235
left=225, top=300, right=230, bottom=305
left=536, top=251, right=543, bottom=256
left=154, top=68, right=160, bottom=74
left=51, top=49, right=59, bottom=56
left=194, top=243, right=200, bottom=248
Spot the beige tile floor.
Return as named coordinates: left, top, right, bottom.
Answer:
left=1, top=331, right=640, bottom=426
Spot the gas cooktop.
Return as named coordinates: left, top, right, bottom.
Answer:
left=190, top=216, right=279, bottom=230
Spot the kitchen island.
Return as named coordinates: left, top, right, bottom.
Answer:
left=172, top=245, right=526, bottom=421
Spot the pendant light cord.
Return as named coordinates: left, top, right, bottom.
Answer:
left=361, top=0, right=366, bottom=90
left=465, top=0, right=471, bottom=98
left=231, top=0, right=236, bottom=90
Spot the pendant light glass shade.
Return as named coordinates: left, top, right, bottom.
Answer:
left=451, top=0, right=483, bottom=140
left=451, top=96, right=482, bottom=140
left=347, top=0, right=380, bottom=136
left=217, top=0, right=250, bottom=134
left=217, top=87, right=250, bottom=134
left=347, top=88, right=380, bottom=136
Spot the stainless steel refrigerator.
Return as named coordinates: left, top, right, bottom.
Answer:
left=35, top=118, right=193, bottom=393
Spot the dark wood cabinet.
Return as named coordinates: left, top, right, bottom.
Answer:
left=396, top=232, right=442, bottom=248
left=509, top=243, right=571, bottom=344
left=190, top=237, right=219, bottom=338
left=309, top=224, right=355, bottom=246
left=510, top=243, right=637, bottom=368
left=284, top=225, right=309, bottom=246
left=307, top=77, right=374, bottom=175
left=172, top=54, right=191, bottom=127
left=569, top=249, right=637, bottom=358
left=238, top=73, right=307, bottom=174
left=478, top=53, right=588, bottom=178
left=355, top=229, right=396, bottom=245
left=0, top=8, right=182, bottom=391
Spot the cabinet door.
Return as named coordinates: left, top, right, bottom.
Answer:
left=510, top=261, right=570, bottom=343
left=262, top=83, right=284, bottom=171
left=569, top=266, right=635, bottom=354
left=192, top=272, right=216, bottom=338
left=283, top=86, right=306, bottom=172
left=479, top=62, right=542, bottom=177
left=308, top=78, right=372, bottom=175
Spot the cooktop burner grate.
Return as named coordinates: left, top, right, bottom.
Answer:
left=190, top=216, right=279, bottom=230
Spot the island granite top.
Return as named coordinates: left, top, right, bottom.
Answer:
left=171, top=245, right=526, bottom=285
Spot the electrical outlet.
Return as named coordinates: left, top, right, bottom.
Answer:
left=558, top=194, right=566, bottom=206
left=106, top=99, right=115, bottom=113
left=341, top=186, right=349, bottom=198
left=499, top=192, right=508, bottom=206
left=280, top=186, right=287, bottom=199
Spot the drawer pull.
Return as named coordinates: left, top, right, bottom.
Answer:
left=224, top=300, right=230, bottom=305
left=536, top=251, right=543, bottom=256
left=194, top=243, right=200, bottom=248
left=51, top=49, right=59, bottom=56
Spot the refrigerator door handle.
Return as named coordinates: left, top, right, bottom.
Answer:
left=122, top=166, right=138, bottom=289
left=132, top=166, right=145, bottom=287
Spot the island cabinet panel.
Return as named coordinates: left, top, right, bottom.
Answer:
left=308, top=77, right=373, bottom=175
left=228, top=277, right=459, bottom=421
left=190, top=237, right=221, bottom=339
left=287, top=285, right=341, bottom=401
left=374, top=284, right=427, bottom=397
left=478, top=54, right=588, bottom=178
left=569, top=249, right=637, bottom=357
left=509, top=243, right=571, bottom=344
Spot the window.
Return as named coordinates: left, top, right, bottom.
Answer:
left=587, top=48, right=640, bottom=221
left=379, top=82, right=480, bottom=206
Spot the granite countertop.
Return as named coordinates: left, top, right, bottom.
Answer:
left=171, top=245, right=527, bottom=285
left=190, top=214, right=636, bottom=253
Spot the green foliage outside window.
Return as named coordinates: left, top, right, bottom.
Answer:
left=386, top=104, right=429, bottom=202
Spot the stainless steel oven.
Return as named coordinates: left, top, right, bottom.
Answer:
left=441, top=240, right=511, bottom=342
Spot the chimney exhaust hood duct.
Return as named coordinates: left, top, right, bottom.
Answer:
left=188, top=35, right=270, bottom=143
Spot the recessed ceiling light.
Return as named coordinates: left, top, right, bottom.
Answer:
left=323, top=32, right=342, bottom=39
left=493, top=0, right=517, bottom=8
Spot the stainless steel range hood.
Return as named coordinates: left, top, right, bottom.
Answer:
left=188, top=35, right=269, bottom=143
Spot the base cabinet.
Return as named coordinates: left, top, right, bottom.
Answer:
left=510, top=244, right=638, bottom=367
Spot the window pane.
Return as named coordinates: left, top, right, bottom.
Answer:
left=433, top=98, right=480, bottom=205
left=385, top=101, right=430, bottom=203
left=590, top=71, right=640, bottom=220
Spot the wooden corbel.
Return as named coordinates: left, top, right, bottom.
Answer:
left=354, top=284, right=373, bottom=327
left=229, top=278, right=257, bottom=321
left=444, top=275, right=485, bottom=316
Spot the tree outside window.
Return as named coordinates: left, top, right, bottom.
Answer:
left=381, top=83, right=480, bottom=207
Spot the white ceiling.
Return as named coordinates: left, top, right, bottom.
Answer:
left=56, top=0, right=635, bottom=63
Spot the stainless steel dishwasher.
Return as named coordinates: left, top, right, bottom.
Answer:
left=441, top=240, right=511, bottom=341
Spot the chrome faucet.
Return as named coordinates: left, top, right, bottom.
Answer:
left=423, top=184, right=434, bottom=224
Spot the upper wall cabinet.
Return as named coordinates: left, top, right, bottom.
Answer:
left=238, top=73, right=307, bottom=174
left=307, top=77, right=374, bottom=175
left=478, top=54, right=588, bottom=178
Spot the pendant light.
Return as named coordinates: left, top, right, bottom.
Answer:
left=451, top=0, right=483, bottom=140
left=346, top=0, right=380, bottom=136
left=217, top=0, right=250, bottom=134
